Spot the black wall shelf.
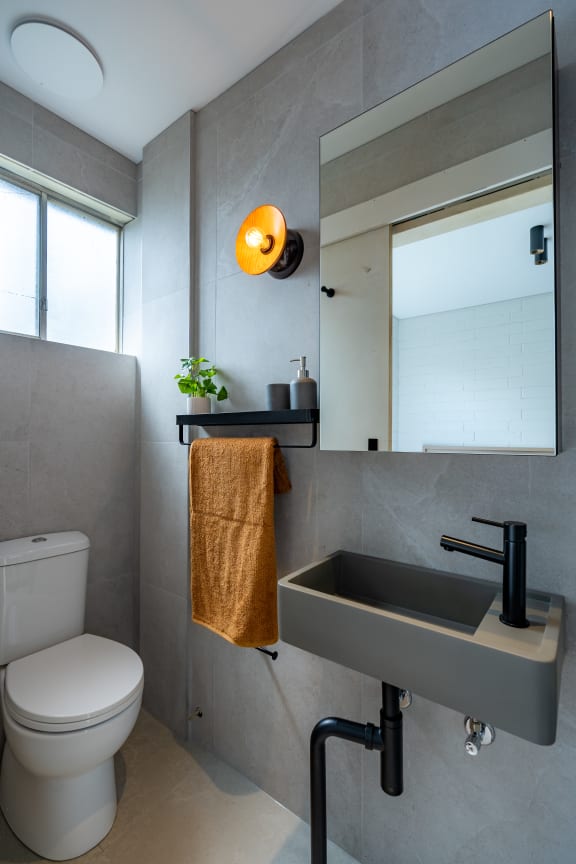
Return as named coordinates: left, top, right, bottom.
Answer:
left=176, top=408, right=319, bottom=448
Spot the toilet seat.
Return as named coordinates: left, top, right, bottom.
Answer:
left=4, top=634, right=144, bottom=733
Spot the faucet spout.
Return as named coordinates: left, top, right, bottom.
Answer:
left=440, top=536, right=504, bottom=565
left=440, top=518, right=529, bottom=629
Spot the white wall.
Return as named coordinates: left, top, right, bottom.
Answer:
left=394, top=293, right=555, bottom=451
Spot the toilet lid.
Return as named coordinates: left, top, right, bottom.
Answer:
left=5, top=634, right=144, bottom=732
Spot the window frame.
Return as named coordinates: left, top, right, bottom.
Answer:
left=0, top=168, right=123, bottom=352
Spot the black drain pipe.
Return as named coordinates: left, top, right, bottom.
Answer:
left=380, top=682, right=403, bottom=796
left=310, top=683, right=403, bottom=864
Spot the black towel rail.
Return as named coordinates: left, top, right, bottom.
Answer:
left=176, top=408, right=319, bottom=449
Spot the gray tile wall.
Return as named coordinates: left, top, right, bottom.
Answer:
left=180, top=2, right=576, bottom=862
left=0, top=84, right=140, bottom=650
left=0, top=81, right=138, bottom=215
left=139, top=112, right=194, bottom=739
left=321, top=55, right=550, bottom=216
left=0, top=334, right=139, bottom=648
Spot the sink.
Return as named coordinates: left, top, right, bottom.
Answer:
left=278, top=551, right=565, bottom=744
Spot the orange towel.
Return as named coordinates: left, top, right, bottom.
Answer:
left=189, top=437, right=291, bottom=647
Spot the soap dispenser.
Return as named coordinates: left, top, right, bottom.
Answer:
left=290, top=356, right=317, bottom=409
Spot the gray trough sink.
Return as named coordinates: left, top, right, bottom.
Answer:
left=278, top=551, right=565, bottom=745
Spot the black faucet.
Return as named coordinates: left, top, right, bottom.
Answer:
left=440, top=516, right=529, bottom=629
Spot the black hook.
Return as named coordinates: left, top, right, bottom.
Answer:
left=255, top=647, right=278, bottom=660
left=321, top=285, right=335, bottom=298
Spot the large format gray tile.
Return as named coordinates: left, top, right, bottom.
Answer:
left=198, top=0, right=364, bottom=130
left=215, top=20, right=363, bottom=282
left=33, top=104, right=138, bottom=179
left=32, top=125, right=137, bottom=217
left=122, top=210, right=143, bottom=357
left=141, top=113, right=194, bottom=315
left=140, top=583, right=188, bottom=739
left=314, top=451, right=364, bottom=557
left=0, top=104, right=33, bottom=167
left=85, top=565, right=136, bottom=649
left=140, top=442, right=189, bottom=598
left=141, top=144, right=192, bottom=303
left=139, top=289, right=190, bottom=443
left=0, top=334, right=32, bottom=442
left=28, top=433, right=137, bottom=646
left=213, top=269, right=319, bottom=413
left=274, top=444, right=320, bottom=576
left=358, top=451, right=532, bottom=574
left=0, top=339, right=138, bottom=651
left=361, top=0, right=541, bottom=114
left=187, top=622, right=218, bottom=753
left=29, top=341, right=137, bottom=445
left=0, top=442, right=30, bottom=541
left=211, top=637, right=363, bottom=859
left=195, top=121, right=218, bottom=288
left=142, top=111, right=194, bottom=174
left=0, top=80, right=34, bottom=122
left=361, top=672, right=576, bottom=864
left=28, top=435, right=135, bottom=534
left=195, top=280, right=217, bottom=363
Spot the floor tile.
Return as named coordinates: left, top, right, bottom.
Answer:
left=0, top=710, right=358, bottom=864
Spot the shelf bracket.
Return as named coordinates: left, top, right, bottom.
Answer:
left=176, top=409, right=319, bottom=450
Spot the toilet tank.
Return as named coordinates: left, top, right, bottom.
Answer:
left=0, top=532, right=90, bottom=665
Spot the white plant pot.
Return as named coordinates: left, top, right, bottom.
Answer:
left=187, top=396, right=211, bottom=415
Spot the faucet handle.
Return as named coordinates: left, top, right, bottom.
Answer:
left=471, top=516, right=504, bottom=528
left=472, top=516, right=527, bottom=541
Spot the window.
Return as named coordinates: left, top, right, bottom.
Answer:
left=0, top=177, right=39, bottom=337
left=0, top=173, right=121, bottom=352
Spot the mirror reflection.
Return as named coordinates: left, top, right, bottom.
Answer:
left=319, top=13, right=556, bottom=454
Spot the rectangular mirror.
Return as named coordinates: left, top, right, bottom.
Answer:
left=319, top=12, right=557, bottom=454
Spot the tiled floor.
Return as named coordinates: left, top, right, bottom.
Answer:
left=0, top=710, right=358, bottom=864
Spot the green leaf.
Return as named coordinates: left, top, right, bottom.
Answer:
left=175, top=356, right=228, bottom=402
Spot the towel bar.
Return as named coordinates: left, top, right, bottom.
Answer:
left=177, top=409, right=319, bottom=449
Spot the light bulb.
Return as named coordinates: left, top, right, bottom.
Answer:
left=245, top=227, right=265, bottom=249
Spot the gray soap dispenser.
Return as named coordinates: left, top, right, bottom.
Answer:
left=290, top=356, right=317, bottom=409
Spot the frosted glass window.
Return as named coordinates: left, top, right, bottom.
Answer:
left=47, top=202, right=119, bottom=351
left=0, top=177, right=39, bottom=337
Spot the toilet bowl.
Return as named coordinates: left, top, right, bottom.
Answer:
left=0, top=532, right=144, bottom=861
left=0, top=634, right=143, bottom=860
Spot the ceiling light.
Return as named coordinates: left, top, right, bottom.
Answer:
left=10, top=20, right=103, bottom=101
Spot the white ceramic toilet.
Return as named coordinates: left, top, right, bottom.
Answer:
left=0, top=531, right=144, bottom=860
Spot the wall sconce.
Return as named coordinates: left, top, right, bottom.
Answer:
left=530, top=224, right=548, bottom=265
left=236, top=205, right=304, bottom=279
left=535, top=238, right=548, bottom=265
left=530, top=225, right=544, bottom=255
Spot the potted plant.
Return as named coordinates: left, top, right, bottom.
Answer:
left=174, top=357, right=228, bottom=414
left=175, top=357, right=228, bottom=414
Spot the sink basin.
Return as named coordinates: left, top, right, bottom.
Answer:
left=278, top=551, right=565, bottom=744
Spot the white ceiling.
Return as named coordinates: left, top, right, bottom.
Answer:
left=393, top=201, right=555, bottom=319
left=0, top=0, right=344, bottom=162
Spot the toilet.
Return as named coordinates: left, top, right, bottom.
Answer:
left=0, top=531, right=144, bottom=860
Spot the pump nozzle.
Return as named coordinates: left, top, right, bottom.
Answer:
left=291, top=356, right=309, bottom=378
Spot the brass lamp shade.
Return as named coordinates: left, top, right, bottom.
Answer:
left=236, top=205, right=304, bottom=279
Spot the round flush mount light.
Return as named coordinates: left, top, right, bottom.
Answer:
left=10, top=20, right=103, bottom=101
left=236, top=205, right=304, bottom=279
